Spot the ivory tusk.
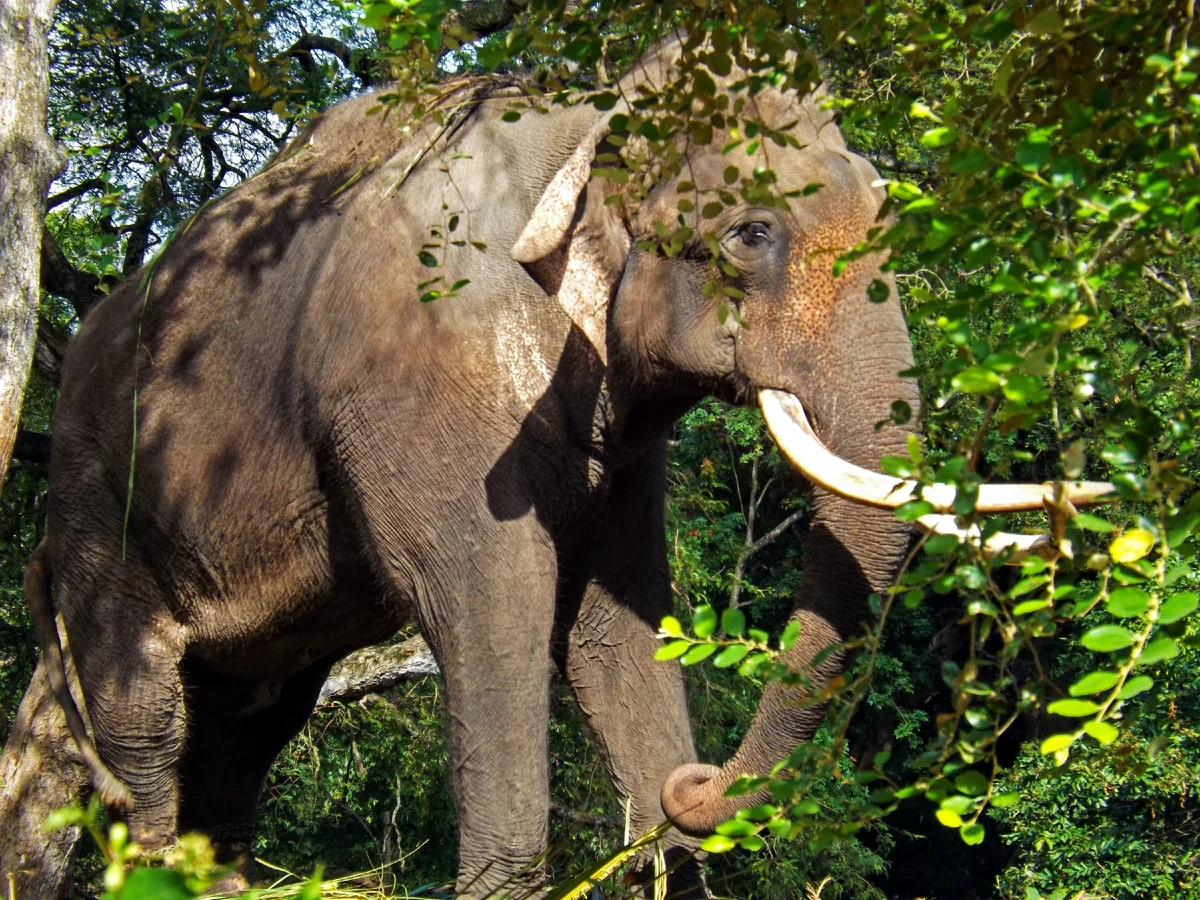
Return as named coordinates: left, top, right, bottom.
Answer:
left=916, top=514, right=1058, bottom=563
left=758, top=389, right=1116, bottom=513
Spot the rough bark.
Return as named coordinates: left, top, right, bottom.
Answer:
left=0, top=652, right=90, bottom=900
left=0, top=0, right=63, bottom=484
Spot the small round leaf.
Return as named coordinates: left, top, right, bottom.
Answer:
left=1080, top=624, right=1137, bottom=652
left=1083, top=720, right=1119, bottom=745
left=960, top=823, right=985, bottom=846
left=1159, top=591, right=1198, bottom=625
left=1047, top=699, right=1100, bottom=717
left=1068, top=670, right=1120, bottom=696
left=1109, top=529, right=1155, bottom=563
left=1105, top=587, right=1150, bottom=618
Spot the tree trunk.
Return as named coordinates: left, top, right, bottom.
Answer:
left=0, top=634, right=437, bottom=898
left=0, top=0, right=62, bottom=483
left=0, top=655, right=90, bottom=900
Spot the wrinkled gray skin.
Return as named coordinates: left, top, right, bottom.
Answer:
left=35, top=37, right=917, bottom=899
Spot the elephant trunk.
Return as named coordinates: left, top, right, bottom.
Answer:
left=663, top=337, right=919, bottom=835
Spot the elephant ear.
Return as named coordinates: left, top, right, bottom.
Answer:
left=511, top=34, right=686, bottom=362
left=511, top=113, right=629, bottom=363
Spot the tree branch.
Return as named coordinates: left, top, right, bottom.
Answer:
left=46, top=177, right=106, bottom=210
left=857, top=149, right=935, bottom=177
left=282, top=34, right=374, bottom=86
left=440, top=0, right=529, bottom=53
left=316, top=635, right=439, bottom=705
left=33, top=316, right=69, bottom=386
left=40, top=229, right=103, bottom=317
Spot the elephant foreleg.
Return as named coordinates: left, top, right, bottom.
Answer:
left=560, top=449, right=707, bottom=897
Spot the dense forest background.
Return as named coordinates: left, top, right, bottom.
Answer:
left=0, top=0, right=1198, bottom=898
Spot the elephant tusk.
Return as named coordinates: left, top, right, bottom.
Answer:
left=758, top=389, right=1117, bottom=513
left=915, top=513, right=1059, bottom=563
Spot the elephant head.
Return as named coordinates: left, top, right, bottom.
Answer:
left=512, top=36, right=1113, bottom=835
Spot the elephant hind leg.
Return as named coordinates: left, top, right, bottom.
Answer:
left=177, top=656, right=335, bottom=870
left=53, top=542, right=187, bottom=851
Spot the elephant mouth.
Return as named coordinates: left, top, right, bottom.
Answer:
left=757, top=389, right=1117, bottom=561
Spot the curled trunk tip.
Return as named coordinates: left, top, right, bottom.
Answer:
left=661, top=763, right=736, bottom=836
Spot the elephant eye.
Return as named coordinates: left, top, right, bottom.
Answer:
left=735, top=221, right=773, bottom=248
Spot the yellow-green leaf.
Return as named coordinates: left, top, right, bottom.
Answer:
left=1068, top=670, right=1119, bottom=696
left=1047, top=699, right=1100, bottom=717
left=1083, top=720, right=1119, bottom=745
left=935, top=808, right=962, bottom=828
left=1039, top=733, right=1076, bottom=755
left=1109, top=529, right=1155, bottom=563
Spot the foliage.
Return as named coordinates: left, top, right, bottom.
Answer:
left=6, top=0, right=1200, bottom=897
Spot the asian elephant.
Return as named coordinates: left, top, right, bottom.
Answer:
left=28, top=32, right=1102, bottom=899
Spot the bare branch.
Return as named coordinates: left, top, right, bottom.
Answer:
left=33, top=316, right=70, bottom=386
left=857, top=149, right=935, bottom=177
left=549, top=802, right=621, bottom=830
left=46, top=177, right=106, bottom=210
left=317, top=635, right=439, bottom=705
left=40, top=229, right=103, bottom=316
left=441, top=0, right=529, bottom=51
left=282, top=34, right=374, bottom=86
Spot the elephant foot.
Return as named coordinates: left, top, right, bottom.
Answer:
left=199, top=823, right=256, bottom=894
left=203, top=871, right=251, bottom=897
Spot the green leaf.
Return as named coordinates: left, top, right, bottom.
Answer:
left=693, top=605, right=717, bottom=639
left=681, top=643, right=718, bottom=666
left=954, top=770, right=989, bottom=796
left=1074, top=512, right=1115, bottom=533
left=120, top=868, right=193, bottom=900
left=1012, top=598, right=1052, bottom=616
left=1083, top=720, right=1119, bottom=745
left=417, top=250, right=439, bottom=268
left=867, top=278, right=891, bottom=303
left=880, top=456, right=916, bottom=478
left=1110, top=529, right=1155, bottom=563
left=738, top=653, right=770, bottom=677
left=1106, top=587, right=1150, bottom=618
left=951, top=366, right=1000, bottom=394
left=721, top=608, right=746, bottom=636
left=714, top=819, right=757, bottom=837
left=739, top=834, right=766, bottom=851
left=1068, top=670, right=1120, bottom=696
left=990, top=792, right=1019, bottom=809
left=1118, top=675, right=1153, bottom=698
left=660, top=616, right=683, bottom=638
left=501, top=110, right=522, bottom=122
left=779, top=620, right=801, bottom=651
left=1047, top=699, right=1100, bottom=717
left=920, top=126, right=958, bottom=148
left=700, top=834, right=736, bottom=853
left=1039, top=733, right=1076, bottom=755
left=1159, top=592, right=1198, bottom=624
left=1136, top=637, right=1178, bottom=666
left=713, top=644, right=750, bottom=668
left=654, top=640, right=691, bottom=661
left=1080, top=625, right=1137, bottom=652
left=895, top=499, right=935, bottom=522
left=960, top=823, right=985, bottom=846
left=1015, top=137, right=1050, bottom=170
left=935, top=808, right=963, bottom=828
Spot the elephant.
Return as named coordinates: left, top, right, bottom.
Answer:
left=27, top=32, right=1106, bottom=899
